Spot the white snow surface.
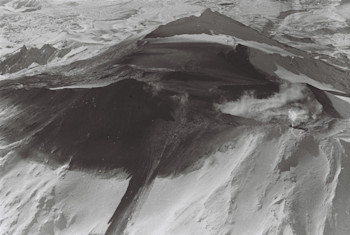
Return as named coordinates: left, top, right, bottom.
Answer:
left=161, top=34, right=298, bottom=57
left=124, top=124, right=350, bottom=235
left=49, top=81, right=117, bottom=90
left=3, top=122, right=347, bottom=235
left=1, top=0, right=350, bottom=64
left=274, top=64, right=342, bottom=92
left=0, top=151, right=129, bottom=235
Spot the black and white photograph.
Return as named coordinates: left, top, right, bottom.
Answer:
left=0, top=0, right=350, bottom=234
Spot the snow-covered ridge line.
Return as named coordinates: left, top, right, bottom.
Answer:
left=274, top=64, right=341, bottom=92
left=49, top=81, right=116, bottom=90
left=148, top=33, right=299, bottom=57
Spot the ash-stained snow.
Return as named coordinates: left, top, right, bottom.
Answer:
left=0, top=2, right=350, bottom=235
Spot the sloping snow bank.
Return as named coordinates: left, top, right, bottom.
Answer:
left=0, top=152, right=129, bottom=235
left=124, top=124, right=350, bottom=235
left=1, top=121, right=349, bottom=235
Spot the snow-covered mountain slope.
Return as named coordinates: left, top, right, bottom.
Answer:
left=0, top=156, right=129, bottom=235
left=124, top=125, right=350, bottom=235
left=1, top=0, right=350, bottom=78
left=0, top=8, right=350, bottom=235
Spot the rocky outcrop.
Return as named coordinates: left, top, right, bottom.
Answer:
left=0, top=45, right=70, bottom=74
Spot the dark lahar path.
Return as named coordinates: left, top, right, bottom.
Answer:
left=0, top=42, right=277, bottom=234
left=0, top=9, right=349, bottom=235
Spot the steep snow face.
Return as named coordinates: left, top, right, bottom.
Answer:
left=124, top=124, right=350, bottom=235
left=0, top=152, right=129, bottom=235
left=0, top=96, right=130, bottom=235
left=2, top=105, right=350, bottom=235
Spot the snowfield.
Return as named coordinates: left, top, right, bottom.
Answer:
left=0, top=154, right=129, bottom=235
left=0, top=2, right=350, bottom=235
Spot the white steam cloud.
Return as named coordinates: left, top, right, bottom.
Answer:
left=216, top=83, right=323, bottom=124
